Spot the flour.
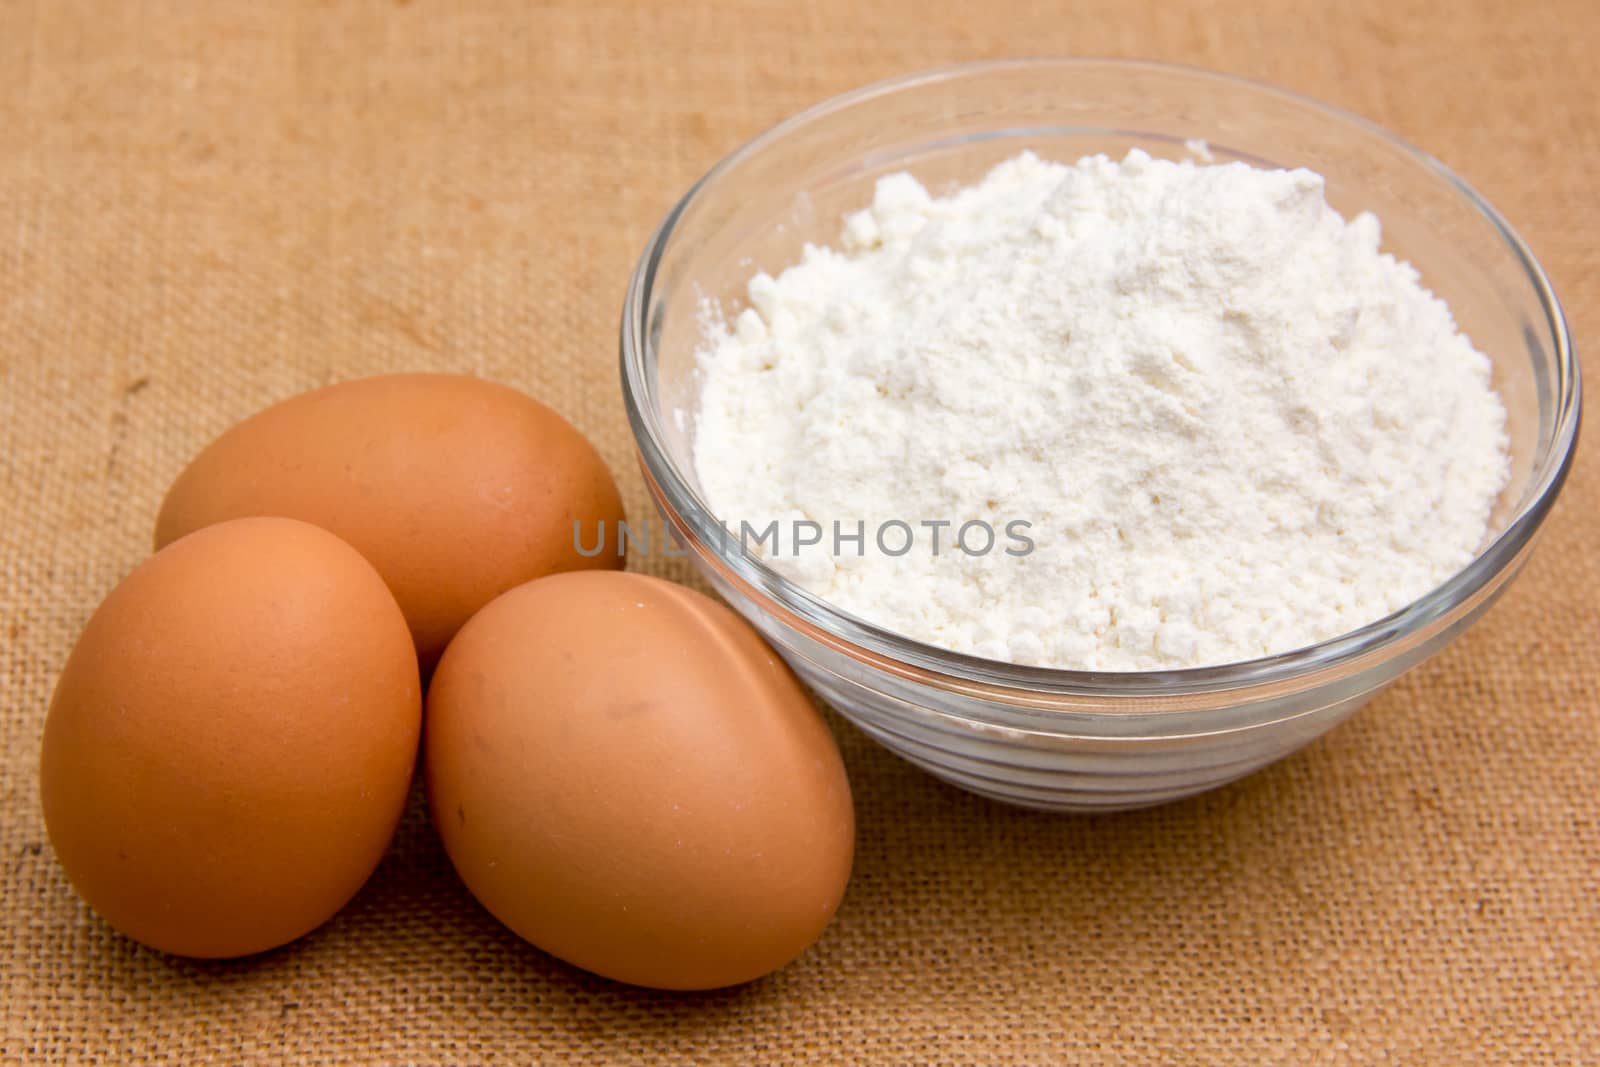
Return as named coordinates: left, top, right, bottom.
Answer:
left=691, top=150, right=1510, bottom=671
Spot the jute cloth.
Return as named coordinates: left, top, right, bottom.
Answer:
left=2, top=1, right=1596, bottom=1063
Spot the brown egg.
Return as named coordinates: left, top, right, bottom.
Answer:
left=40, top=517, right=421, bottom=958
left=425, top=571, right=855, bottom=990
left=154, top=374, right=625, bottom=665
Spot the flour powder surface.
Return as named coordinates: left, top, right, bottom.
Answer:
left=691, top=150, right=1510, bottom=671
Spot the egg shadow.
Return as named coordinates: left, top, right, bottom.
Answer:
left=331, top=774, right=802, bottom=1054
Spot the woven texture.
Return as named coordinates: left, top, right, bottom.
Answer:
left=3, top=1, right=1597, bottom=1063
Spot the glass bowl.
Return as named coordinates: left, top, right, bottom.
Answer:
left=620, top=59, right=1579, bottom=811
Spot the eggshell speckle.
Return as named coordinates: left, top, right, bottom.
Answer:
left=40, top=517, right=421, bottom=958
left=154, top=374, right=625, bottom=665
left=425, top=571, right=855, bottom=990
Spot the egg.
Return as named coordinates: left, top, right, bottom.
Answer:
left=425, top=571, right=855, bottom=990
left=154, top=374, right=625, bottom=665
left=40, top=517, right=421, bottom=958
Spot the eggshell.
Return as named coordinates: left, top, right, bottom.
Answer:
left=425, top=571, right=855, bottom=990
left=154, top=374, right=625, bottom=665
left=40, top=517, right=421, bottom=958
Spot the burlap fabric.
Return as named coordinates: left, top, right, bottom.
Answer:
left=3, top=2, right=1597, bottom=1063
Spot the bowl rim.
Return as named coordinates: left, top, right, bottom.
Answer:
left=620, top=57, right=1581, bottom=701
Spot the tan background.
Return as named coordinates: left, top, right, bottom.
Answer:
left=2, top=1, right=1597, bottom=1063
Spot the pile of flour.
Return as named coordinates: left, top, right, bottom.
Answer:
left=691, top=150, right=1509, bottom=670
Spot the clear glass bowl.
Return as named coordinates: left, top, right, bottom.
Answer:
left=620, top=59, right=1580, bottom=811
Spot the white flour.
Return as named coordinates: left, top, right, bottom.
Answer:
left=691, top=150, right=1509, bottom=670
